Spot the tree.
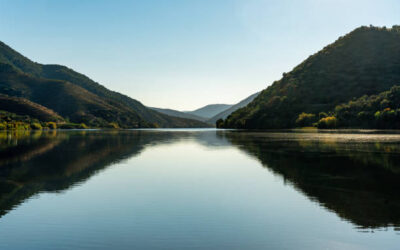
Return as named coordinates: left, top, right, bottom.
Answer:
left=317, top=116, right=337, bottom=128
left=295, top=113, right=317, bottom=127
left=216, top=119, right=224, bottom=128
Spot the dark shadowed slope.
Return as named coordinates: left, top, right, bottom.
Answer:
left=0, top=94, right=63, bottom=122
left=221, top=26, right=400, bottom=129
left=208, top=92, right=259, bottom=124
left=0, top=41, right=210, bottom=128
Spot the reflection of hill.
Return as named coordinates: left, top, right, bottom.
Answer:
left=0, top=130, right=199, bottom=218
left=3, top=129, right=399, bottom=230
left=222, top=131, right=400, bottom=229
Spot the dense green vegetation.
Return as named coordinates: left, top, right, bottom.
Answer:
left=219, top=26, right=400, bottom=129
left=0, top=109, right=89, bottom=130
left=0, top=42, right=210, bottom=128
left=0, top=110, right=59, bottom=130
left=275, top=85, right=400, bottom=129
left=334, top=85, right=400, bottom=129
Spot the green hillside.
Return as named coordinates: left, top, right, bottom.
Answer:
left=0, top=94, right=63, bottom=122
left=0, top=42, right=209, bottom=128
left=0, top=63, right=145, bottom=128
left=220, top=26, right=400, bottom=129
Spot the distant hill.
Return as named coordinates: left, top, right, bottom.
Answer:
left=0, top=41, right=209, bottom=128
left=220, top=26, right=400, bottom=129
left=151, top=93, right=260, bottom=125
left=0, top=94, right=63, bottom=122
left=207, top=92, right=259, bottom=124
left=185, top=104, right=232, bottom=119
left=149, top=107, right=207, bottom=122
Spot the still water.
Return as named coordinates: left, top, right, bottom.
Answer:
left=0, top=129, right=399, bottom=249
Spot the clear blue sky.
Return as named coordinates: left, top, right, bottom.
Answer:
left=1, top=0, right=399, bottom=110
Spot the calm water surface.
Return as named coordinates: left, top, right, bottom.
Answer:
left=0, top=129, right=399, bottom=249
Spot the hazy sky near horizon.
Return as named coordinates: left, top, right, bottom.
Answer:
left=1, top=0, right=400, bottom=110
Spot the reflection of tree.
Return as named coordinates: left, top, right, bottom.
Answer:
left=0, top=130, right=61, bottom=166
left=221, top=131, right=400, bottom=229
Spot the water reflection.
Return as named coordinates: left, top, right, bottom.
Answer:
left=221, top=131, right=400, bottom=230
left=0, top=129, right=400, bottom=233
left=0, top=130, right=196, bottom=218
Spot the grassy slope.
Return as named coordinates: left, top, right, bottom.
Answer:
left=0, top=94, right=63, bottom=122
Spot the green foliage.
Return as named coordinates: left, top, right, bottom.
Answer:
left=335, top=86, right=400, bottom=128
left=5, top=121, right=30, bottom=130
left=0, top=110, right=41, bottom=130
left=150, top=123, right=160, bottom=128
left=58, top=123, right=88, bottom=129
left=216, top=119, right=224, bottom=128
left=46, top=122, right=57, bottom=129
left=79, top=123, right=88, bottom=129
left=317, top=116, right=337, bottom=129
left=106, top=122, right=119, bottom=129
left=57, top=123, right=74, bottom=129
left=30, top=122, right=42, bottom=130
left=222, top=26, right=400, bottom=129
left=295, top=113, right=317, bottom=127
left=0, top=110, right=90, bottom=130
left=318, top=112, right=328, bottom=119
